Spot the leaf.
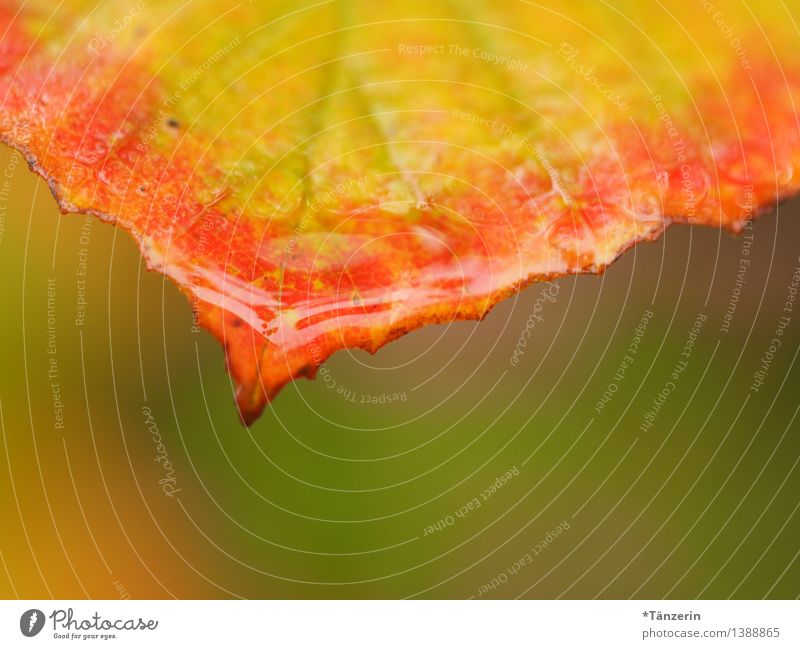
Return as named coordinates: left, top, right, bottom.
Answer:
left=2, top=1, right=800, bottom=423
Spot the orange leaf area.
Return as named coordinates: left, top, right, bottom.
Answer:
left=2, top=2, right=800, bottom=422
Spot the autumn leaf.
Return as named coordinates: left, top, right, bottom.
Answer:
left=2, top=1, right=800, bottom=423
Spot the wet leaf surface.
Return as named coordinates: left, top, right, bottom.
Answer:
left=2, top=1, right=800, bottom=422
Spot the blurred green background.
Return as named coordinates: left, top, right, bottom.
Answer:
left=0, top=143, right=798, bottom=599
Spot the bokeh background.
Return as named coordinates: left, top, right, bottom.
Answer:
left=0, top=142, right=798, bottom=599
